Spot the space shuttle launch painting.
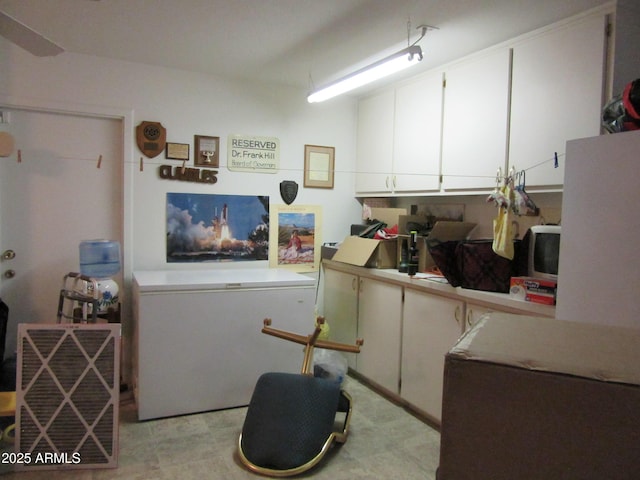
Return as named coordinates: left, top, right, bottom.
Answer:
left=166, top=193, right=269, bottom=262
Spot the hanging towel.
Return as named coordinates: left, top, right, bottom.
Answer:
left=492, top=183, right=515, bottom=259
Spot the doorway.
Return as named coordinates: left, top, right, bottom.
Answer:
left=0, top=109, right=123, bottom=358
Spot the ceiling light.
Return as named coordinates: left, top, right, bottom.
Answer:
left=307, top=45, right=423, bottom=103
left=307, top=24, right=436, bottom=103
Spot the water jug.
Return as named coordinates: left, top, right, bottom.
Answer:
left=79, top=240, right=121, bottom=278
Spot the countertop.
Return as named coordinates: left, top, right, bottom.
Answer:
left=323, top=259, right=556, bottom=318
left=133, top=268, right=316, bottom=292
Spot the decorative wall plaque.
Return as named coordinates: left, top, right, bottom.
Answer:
left=136, top=121, right=166, bottom=158
left=279, top=180, right=298, bottom=205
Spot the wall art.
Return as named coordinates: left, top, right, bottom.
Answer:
left=304, top=144, right=334, bottom=188
left=166, top=193, right=269, bottom=262
left=194, top=135, right=220, bottom=167
left=269, top=204, right=322, bottom=272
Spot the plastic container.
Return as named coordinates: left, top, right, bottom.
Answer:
left=79, top=240, right=121, bottom=278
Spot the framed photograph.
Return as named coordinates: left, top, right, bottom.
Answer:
left=304, top=144, right=334, bottom=188
left=194, top=135, right=220, bottom=167
left=165, top=142, right=190, bottom=160
left=269, top=203, right=322, bottom=272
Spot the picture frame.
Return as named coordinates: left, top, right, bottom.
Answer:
left=269, top=203, right=322, bottom=272
left=304, top=144, right=334, bottom=188
left=194, top=135, right=220, bottom=167
left=165, top=142, right=190, bottom=160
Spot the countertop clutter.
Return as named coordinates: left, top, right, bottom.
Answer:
left=323, top=259, right=555, bottom=318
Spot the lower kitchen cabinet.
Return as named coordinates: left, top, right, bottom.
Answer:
left=401, top=289, right=464, bottom=423
left=322, top=267, right=359, bottom=369
left=357, top=277, right=403, bottom=394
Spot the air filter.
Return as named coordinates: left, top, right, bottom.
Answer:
left=15, top=323, right=120, bottom=470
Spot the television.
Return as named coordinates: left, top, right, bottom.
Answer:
left=528, top=225, right=561, bottom=281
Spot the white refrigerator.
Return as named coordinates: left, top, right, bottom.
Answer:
left=556, top=130, right=640, bottom=328
left=132, top=268, right=316, bottom=420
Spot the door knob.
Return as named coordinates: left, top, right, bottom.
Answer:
left=4, top=269, right=15, bottom=279
left=2, top=250, right=15, bottom=260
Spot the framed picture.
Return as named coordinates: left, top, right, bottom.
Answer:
left=194, top=135, right=220, bottom=167
left=165, top=142, right=190, bottom=160
left=269, top=203, right=322, bottom=272
left=304, top=144, right=334, bottom=188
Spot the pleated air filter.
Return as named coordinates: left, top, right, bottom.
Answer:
left=16, top=323, right=120, bottom=470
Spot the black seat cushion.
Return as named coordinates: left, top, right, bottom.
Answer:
left=240, top=372, right=341, bottom=470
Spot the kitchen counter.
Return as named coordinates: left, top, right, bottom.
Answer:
left=323, top=259, right=555, bottom=318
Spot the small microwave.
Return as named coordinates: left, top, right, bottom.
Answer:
left=528, top=225, right=561, bottom=280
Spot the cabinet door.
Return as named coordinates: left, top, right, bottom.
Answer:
left=508, top=13, right=607, bottom=187
left=355, top=91, right=395, bottom=193
left=393, top=71, right=443, bottom=192
left=322, top=267, right=359, bottom=369
left=401, top=289, right=464, bottom=423
left=357, top=277, right=402, bottom=393
left=441, top=47, right=512, bottom=191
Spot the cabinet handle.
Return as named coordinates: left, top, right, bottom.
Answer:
left=385, top=176, right=390, bottom=189
left=466, top=309, right=473, bottom=328
left=352, top=277, right=357, bottom=292
left=454, top=305, right=462, bottom=327
left=392, top=175, right=397, bottom=189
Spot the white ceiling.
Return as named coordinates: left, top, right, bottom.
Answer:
left=0, top=0, right=610, bottom=96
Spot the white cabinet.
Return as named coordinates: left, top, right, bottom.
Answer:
left=508, top=13, right=607, bottom=187
left=357, top=277, right=403, bottom=394
left=355, top=91, right=395, bottom=193
left=392, top=71, right=443, bottom=192
left=355, top=71, right=443, bottom=194
left=322, top=267, right=359, bottom=369
left=441, top=47, right=512, bottom=191
left=401, top=289, right=464, bottom=422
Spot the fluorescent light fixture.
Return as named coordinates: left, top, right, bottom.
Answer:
left=307, top=44, right=423, bottom=103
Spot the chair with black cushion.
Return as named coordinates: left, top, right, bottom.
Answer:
left=237, top=318, right=361, bottom=477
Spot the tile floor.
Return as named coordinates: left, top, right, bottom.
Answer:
left=0, top=376, right=440, bottom=479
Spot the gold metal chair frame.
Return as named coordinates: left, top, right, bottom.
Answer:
left=237, top=317, right=362, bottom=477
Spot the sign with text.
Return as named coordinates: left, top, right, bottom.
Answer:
left=227, top=135, right=279, bottom=173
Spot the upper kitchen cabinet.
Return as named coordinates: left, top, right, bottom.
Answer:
left=355, top=71, right=443, bottom=194
left=508, top=13, right=608, bottom=188
left=440, top=47, right=512, bottom=192
left=392, top=70, right=443, bottom=192
left=355, top=90, right=395, bottom=193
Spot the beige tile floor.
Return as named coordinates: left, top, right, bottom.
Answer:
left=0, top=376, right=440, bottom=479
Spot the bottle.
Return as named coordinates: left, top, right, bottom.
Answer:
left=407, top=231, right=419, bottom=276
left=399, top=238, right=408, bottom=273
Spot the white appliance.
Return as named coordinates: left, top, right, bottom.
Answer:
left=132, top=268, right=316, bottom=420
left=556, top=130, right=640, bottom=328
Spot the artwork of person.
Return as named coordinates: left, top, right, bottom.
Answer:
left=283, top=230, right=302, bottom=259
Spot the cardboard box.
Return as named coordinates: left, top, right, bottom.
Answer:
left=510, top=276, right=557, bottom=305
left=398, top=215, right=430, bottom=235
left=438, top=313, right=640, bottom=480
left=332, top=236, right=397, bottom=269
left=369, top=207, right=407, bottom=227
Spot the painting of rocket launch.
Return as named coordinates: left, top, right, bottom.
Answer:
left=166, top=193, right=269, bottom=262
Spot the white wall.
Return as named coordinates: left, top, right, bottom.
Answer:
left=0, top=38, right=363, bottom=276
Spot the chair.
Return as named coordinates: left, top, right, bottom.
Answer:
left=238, top=318, right=362, bottom=477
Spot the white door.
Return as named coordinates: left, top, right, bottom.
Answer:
left=0, top=109, right=123, bottom=359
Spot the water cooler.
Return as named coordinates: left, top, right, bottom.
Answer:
left=56, top=240, right=122, bottom=323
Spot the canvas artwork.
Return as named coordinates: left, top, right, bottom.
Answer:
left=166, top=193, right=269, bottom=262
left=269, top=204, right=322, bottom=272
